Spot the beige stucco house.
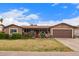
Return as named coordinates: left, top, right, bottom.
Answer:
left=0, top=19, right=79, bottom=38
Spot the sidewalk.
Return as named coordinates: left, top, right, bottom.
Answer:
left=0, top=51, right=79, bottom=56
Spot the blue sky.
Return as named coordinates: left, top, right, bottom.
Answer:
left=0, top=3, right=79, bottom=26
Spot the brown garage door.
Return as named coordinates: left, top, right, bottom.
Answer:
left=53, top=29, right=72, bottom=38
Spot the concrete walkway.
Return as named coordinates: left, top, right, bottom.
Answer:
left=0, top=51, right=79, bottom=56
left=56, top=38, right=79, bottom=51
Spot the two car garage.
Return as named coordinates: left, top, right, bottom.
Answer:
left=53, top=29, right=72, bottom=38
left=50, top=23, right=75, bottom=38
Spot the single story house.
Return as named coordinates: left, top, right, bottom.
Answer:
left=3, top=24, right=50, bottom=38
left=0, top=23, right=78, bottom=38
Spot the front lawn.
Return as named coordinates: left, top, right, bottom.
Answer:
left=0, top=38, right=73, bottom=52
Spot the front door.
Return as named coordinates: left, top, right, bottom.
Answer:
left=35, top=31, right=39, bottom=38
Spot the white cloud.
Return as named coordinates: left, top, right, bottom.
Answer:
left=62, top=17, right=79, bottom=26
left=37, top=17, right=79, bottom=26
left=15, top=14, right=39, bottom=20
left=3, top=18, right=30, bottom=26
left=1, top=9, right=29, bottom=18
left=51, top=3, right=59, bottom=6
left=0, top=8, right=79, bottom=26
left=71, top=10, right=77, bottom=15
left=76, top=5, right=79, bottom=9
left=37, top=20, right=61, bottom=26
left=63, top=6, right=68, bottom=8
left=0, top=8, right=39, bottom=26
left=25, top=14, right=39, bottom=20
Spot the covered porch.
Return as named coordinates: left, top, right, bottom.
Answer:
left=23, top=28, right=50, bottom=38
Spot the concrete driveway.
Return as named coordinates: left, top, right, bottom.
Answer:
left=56, top=38, right=79, bottom=51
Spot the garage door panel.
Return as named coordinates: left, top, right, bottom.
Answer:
left=53, top=29, right=72, bottom=38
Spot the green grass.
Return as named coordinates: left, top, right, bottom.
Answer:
left=0, top=38, right=73, bottom=52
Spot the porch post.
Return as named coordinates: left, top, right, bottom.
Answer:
left=72, top=29, right=74, bottom=38
left=50, top=28, right=53, bottom=36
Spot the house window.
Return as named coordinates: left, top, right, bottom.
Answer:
left=9, top=28, right=18, bottom=34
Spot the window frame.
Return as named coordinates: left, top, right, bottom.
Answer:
left=9, top=28, right=18, bottom=35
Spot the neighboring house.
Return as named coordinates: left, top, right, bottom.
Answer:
left=0, top=19, right=79, bottom=38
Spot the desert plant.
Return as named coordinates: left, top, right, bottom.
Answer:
left=39, top=31, right=46, bottom=38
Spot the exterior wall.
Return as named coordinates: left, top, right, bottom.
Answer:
left=74, top=27, right=79, bottom=37
left=52, top=24, right=74, bottom=29
left=0, top=25, right=4, bottom=32
left=3, top=23, right=78, bottom=38
left=4, top=26, right=23, bottom=35
left=23, top=28, right=50, bottom=38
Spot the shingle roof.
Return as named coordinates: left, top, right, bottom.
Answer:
left=4, top=24, right=50, bottom=29
left=4, top=23, right=78, bottom=29
left=4, top=24, right=23, bottom=28
left=50, top=23, right=77, bottom=28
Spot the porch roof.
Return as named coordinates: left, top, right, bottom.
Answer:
left=21, top=26, right=50, bottom=29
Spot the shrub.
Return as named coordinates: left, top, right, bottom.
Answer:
left=0, top=32, right=5, bottom=39
left=22, top=33, right=30, bottom=39
left=11, top=33, right=22, bottom=39
left=4, top=34, right=10, bottom=39
left=39, top=31, right=45, bottom=38
left=26, top=32, right=33, bottom=39
left=23, top=31, right=35, bottom=39
left=29, top=31, right=35, bottom=38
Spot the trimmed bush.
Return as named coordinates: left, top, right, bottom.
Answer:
left=39, top=31, right=46, bottom=38
left=0, top=32, right=5, bottom=39
left=11, top=33, right=22, bottom=39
